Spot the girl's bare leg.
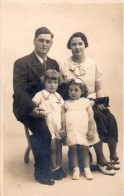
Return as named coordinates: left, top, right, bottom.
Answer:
left=69, top=145, right=78, bottom=168
left=78, top=145, right=93, bottom=180
left=69, top=145, right=80, bottom=180
left=78, top=145, right=90, bottom=168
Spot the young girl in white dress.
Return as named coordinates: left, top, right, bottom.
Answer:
left=32, top=69, right=67, bottom=181
left=62, top=78, right=99, bottom=180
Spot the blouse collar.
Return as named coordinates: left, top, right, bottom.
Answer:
left=69, top=56, right=91, bottom=77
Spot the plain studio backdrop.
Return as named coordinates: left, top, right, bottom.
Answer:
left=0, top=1, right=123, bottom=196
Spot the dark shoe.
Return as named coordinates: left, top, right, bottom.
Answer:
left=35, top=175, right=55, bottom=185
left=98, top=162, right=116, bottom=175
left=34, top=168, right=55, bottom=185
left=52, top=169, right=63, bottom=180
left=110, top=158, right=120, bottom=170
left=58, top=167, right=67, bottom=178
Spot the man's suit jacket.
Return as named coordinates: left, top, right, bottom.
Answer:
left=13, top=51, right=59, bottom=122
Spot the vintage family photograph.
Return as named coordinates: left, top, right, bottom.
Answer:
left=0, top=0, right=123, bottom=196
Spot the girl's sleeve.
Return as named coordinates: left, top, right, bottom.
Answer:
left=95, top=62, right=103, bottom=82
left=83, top=98, right=93, bottom=108
left=32, top=92, right=41, bottom=106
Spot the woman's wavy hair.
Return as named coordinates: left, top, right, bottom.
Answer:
left=67, top=32, right=88, bottom=49
left=66, top=78, right=88, bottom=98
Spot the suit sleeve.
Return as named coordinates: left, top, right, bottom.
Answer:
left=13, top=59, right=37, bottom=115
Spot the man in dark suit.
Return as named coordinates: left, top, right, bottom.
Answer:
left=13, top=27, right=59, bottom=185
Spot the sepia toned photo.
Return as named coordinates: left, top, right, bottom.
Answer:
left=0, top=0, right=123, bottom=196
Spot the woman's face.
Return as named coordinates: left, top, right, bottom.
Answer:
left=70, top=37, right=85, bottom=57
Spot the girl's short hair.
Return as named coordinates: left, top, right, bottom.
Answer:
left=67, top=32, right=88, bottom=49
left=67, top=78, right=88, bottom=98
left=43, top=69, right=60, bottom=82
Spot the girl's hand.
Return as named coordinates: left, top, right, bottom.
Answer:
left=87, top=130, right=95, bottom=140
left=59, top=128, right=66, bottom=139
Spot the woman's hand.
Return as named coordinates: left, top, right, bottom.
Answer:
left=97, top=104, right=107, bottom=111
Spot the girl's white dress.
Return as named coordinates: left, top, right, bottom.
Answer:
left=64, top=98, right=99, bottom=146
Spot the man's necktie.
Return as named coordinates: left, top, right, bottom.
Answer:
left=43, top=60, right=47, bottom=70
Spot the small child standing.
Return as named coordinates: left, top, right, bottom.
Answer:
left=32, top=69, right=67, bottom=180
left=62, top=78, right=100, bottom=180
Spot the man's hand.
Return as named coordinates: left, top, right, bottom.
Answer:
left=30, top=107, right=49, bottom=118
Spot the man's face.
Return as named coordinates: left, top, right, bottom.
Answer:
left=34, top=34, right=53, bottom=56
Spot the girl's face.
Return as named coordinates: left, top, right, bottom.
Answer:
left=68, top=84, right=82, bottom=100
left=45, top=79, right=58, bottom=93
left=70, top=37, right=85, bottom=57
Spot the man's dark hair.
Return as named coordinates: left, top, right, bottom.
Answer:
left=35, top=27, right=54, bottom=39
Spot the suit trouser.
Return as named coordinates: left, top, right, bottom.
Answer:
left=22, top=115, right=52, bottom=177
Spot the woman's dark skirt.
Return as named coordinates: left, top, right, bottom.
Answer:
left=93, top=106, right=118, bottom=143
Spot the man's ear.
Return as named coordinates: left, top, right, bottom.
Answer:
left=33, top=38, right=36, bottom=45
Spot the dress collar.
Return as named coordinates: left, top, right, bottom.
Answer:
left=42, top=89, right=61, bottom=101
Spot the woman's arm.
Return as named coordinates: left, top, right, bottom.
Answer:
left=95, top=80, right=106, bottom=98
left=95, top=80, right=107, bottom=110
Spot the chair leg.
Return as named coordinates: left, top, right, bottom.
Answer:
left=24, top=146, right=31, bottom=164
left=24, top=125, right=31, bottom=164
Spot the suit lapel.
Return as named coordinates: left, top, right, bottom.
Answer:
left=30, top=52, right=56, bottom=78
left=47, top=57, right=53, bottom=69
left=31, top=52, right=46, bottom=78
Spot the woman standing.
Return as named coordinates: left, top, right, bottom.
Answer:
left=58, top=32, right=120, bottom=175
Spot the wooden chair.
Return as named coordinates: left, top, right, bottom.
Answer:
left=24, top=125, right=31, bottom=164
